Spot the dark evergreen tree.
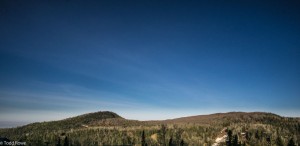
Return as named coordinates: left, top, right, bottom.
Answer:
left=266, top=136, right=271, bottom=145
left=168, top=137, right=173, bottom=146
left=227, top=130, right=232, bottom=146
left=56, top=137, right=61, bottom=146
left=158, top=124, right=167, bottom=146
left=141, top=130, right=146, bottom=146
left=232, top=135, right=238, bottom=146
left=44, top=141, right=50, bottom=146
left=255, top=130, right=259, bottom=139
left=241, top=141, right=246, bottom=146
left=275, top=136, right=283, bottom=146
left=287, top=138, right=295, bottom=146
left=245, top=132, right=250, bottom=141
left=180, top=139, right=184, bottom=146
left=174, top=128, right=184, bottom=145
left=64, top=136, right=69, bottom=146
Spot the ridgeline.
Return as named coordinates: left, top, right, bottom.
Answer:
left=0, top=111, right=299, bottom=145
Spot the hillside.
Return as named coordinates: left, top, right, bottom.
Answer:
left=0, top=111, right=123, bottom=139
left=24, top=111, right=123, bottom=130
left=0, top=111, right=299, bottom=146
left=163, top=112, right=284, bottom=124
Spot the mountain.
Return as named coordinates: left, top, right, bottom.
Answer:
left=22, top=111, right=123, bottom=130
left=0, top=111, right=297, bottom=130
left=164, top=112, right=286, bottom=124
left=0, top=111, right=299, bottom=146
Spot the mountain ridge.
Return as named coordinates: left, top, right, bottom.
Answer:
left=1, top=111, right=299, bottom=130
left=1, top=111, right=299, bottom=146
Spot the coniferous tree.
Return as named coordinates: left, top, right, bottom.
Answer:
left=232, top=135, right=238, bottom=146
left=158, top=124, right=167, bottom=146
left=227, top=130, right=232, bottom=146
left=175, top=128, right=183, bottom=145
left=44, top=142, right=50, bottom=146
left=241, top=141, right=246, bottom=146
left=64, top=136, right=69, bottom=146
left=266, top=136, right=271, bottom=146
left=141, top=130, right=146, bottom=146
left=180, top=139, right=184, bottom=146
left=168, top=137, right=173, bottom=146
left=255, top=130, right=259, bottom=140
left=275, top=136, right=283, bottom=146
left=56, top=137, right=61, bottom=146
left=287, top=138, right=295, bottom=146
left=245, top=132, right=250, bottom=141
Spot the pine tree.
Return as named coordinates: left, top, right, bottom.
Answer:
left=227, top=130, right=232, bottom=146
left=141, top=130, right=146, bottom=146
left=266, top=136, right=271, bottom=146
left=175, top=128, right=183, bottom=145
left=158, top=124, right=167, bottom=146
left=245, top=132, right=250, bottom=141
left=275, top=136, right=283, bottom=146
left=64, top=136, right=69, bottom=146
left=180, top=139, right=184, bottom=146
left=44, top=142, right=50, bottom=146
left=56, top=137, right=61, bottom=146
left=255, top=130, right=259, bottom=140
left=287, top=138, right=295, bottom=146
left=241, top=141, right=246, bottom=146
left=232, top=135, right=238, bottom=146
left=168, top=137, right=173, bottom=146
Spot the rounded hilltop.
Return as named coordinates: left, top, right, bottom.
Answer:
left=67, top=111, right=122, bottom=121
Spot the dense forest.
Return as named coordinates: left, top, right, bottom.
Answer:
left=0, top=111, right=299, bottom=146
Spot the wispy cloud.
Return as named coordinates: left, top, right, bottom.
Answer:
left=0, top=80, right=157, bottom=121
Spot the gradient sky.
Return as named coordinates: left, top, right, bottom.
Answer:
left=0, top=0, right=300, bottom=127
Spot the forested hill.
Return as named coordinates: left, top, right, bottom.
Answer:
left=1, top=111, right=124, bottom=132
left=0, top=111, right=299, bottom=146
left=60, top=111, right=122, bottom=127
left=163, top=112, right=299, bottom=125
left=1, top=111, right=300, bottom=133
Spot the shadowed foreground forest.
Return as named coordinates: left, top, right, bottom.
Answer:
left=0, top=111, right=299, bottom=146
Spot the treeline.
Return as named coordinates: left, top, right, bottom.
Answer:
left=2, top=123, right=297, bottom=146
left=0, top=112, right=299, bottom=145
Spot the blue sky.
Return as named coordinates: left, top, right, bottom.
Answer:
left=0, top=0, right=300, bottom=126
